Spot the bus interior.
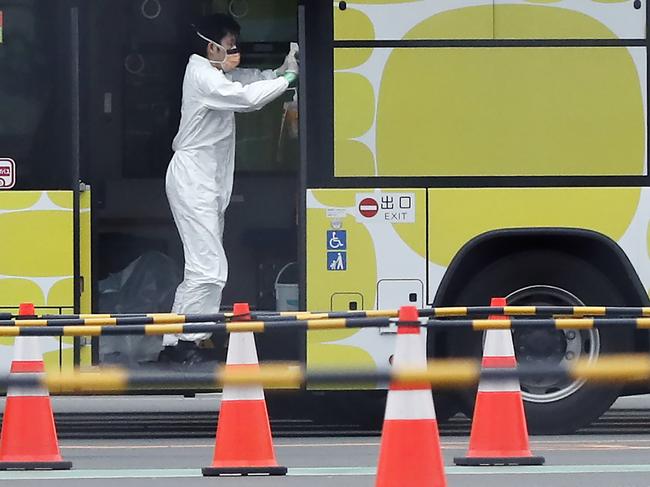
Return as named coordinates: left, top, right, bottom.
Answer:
left=0, top=0, right=301, bottom=366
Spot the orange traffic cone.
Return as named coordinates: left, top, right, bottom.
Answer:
left=454, top=297, right=544, bottom=466
left=0, top=303, right=72, bottom=470
left=202, top=302, right=286, bottom=476
left=376, top=305, right=447, bottom=487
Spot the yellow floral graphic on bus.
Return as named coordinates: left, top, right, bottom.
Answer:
left=334, top=3, right=646, bottom=178
left=0, top=191, right=92, bottom=375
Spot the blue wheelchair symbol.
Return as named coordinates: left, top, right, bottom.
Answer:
left=327, top=230, right=347, bottom=251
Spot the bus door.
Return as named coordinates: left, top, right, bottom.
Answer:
left=84, top=0, right=302, bottom=366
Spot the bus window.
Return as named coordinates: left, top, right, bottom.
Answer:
left=0, top=1, right=74, bottom=190
left=115, top=0, right=299, bottom=179
left=331, top=2, right=647, bottom=179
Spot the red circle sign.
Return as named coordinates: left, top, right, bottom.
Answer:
left=358, top=197, right=379, bottom=218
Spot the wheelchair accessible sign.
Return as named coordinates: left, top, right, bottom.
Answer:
left=327, top=230, right=347, bottom=271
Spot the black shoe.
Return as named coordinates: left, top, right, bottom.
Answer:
left=199, top=337, right=229, bottom=363
left=158, top=341, right=209, bottom=365
left=157, top=346, right=178, bottom=363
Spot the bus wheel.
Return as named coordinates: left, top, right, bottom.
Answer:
left=445, top=252, right=633, bottom=434
left=507, top=285, right=631, bottom=434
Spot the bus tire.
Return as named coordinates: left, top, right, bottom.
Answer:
left=443, top=248, right=634, bottom=435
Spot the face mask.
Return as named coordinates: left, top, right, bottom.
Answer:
left=196, top=31, right=240, bottom=72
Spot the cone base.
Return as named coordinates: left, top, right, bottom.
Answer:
left=377, top=419, right=447, bottom=487
left=0, top=460, right=72, bottom=471
left=202, top=465, right=287, bottom=476
left=453, top=455, right=545, bottom=466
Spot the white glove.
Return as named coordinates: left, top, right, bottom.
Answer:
left=285, top=51, right=299, bottom=74
left=276, top=49, right=299, bottom=76
left=275, top=55, right=290, bottom=76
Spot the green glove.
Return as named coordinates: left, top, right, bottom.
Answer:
left=283, top=71, right=298, bottom=85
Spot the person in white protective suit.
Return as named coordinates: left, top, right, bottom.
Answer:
left=160, top=13, right=298, bottom=364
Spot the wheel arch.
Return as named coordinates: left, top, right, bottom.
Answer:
left=428, top=228, right=650, bottom=431
left=431, top=227, right=650, bottom=355
left=434, top=227, right=649, bottom=307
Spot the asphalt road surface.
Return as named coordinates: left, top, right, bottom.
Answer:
left=0, top=395, right=648, bottom=486
left=1, top=434, right=650, bottom=486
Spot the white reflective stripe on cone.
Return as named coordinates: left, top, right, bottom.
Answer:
left=7, top=373, right=49, bottom=397
left=222, top=384, right=265, bottom=402
left=483, top=329, right=515, bottom=357
left=384, top=389, right=437, bottom=420
left=393, top=331, right=427, bottom=368
left=13, top=337, right=44, bottom=362
left=226, top=332, right=259, bottom=365
left=478, top=377, right=522, bottom=393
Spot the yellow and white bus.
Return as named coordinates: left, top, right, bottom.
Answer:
left=302, top=0, right=649, bottom=433
left=0, top=0, right=648, bottom=433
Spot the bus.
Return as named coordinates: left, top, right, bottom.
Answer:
left=303, top=0, right=649, bottom=434
left=0, top=0, right=648, bottom=434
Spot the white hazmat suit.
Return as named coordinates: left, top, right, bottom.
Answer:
left=164, top=54, right=290, bottom=346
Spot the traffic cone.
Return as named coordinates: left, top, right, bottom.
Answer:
left=202, top=302, right=287, bottom=476
left=0, top=303, right=72, bottom=470
left=375, top=306, right=447, bottom=487
left=454, top=297, right=544, bottom=466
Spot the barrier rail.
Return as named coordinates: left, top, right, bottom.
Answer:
left=0, top=318, right=390, bottom=336
left=425, top=317, right=650, bottom=330
left=3, top=304, right=650, bottom=325
left=1, top=354, right=648, bottom=393
left=2, top=316, right=650, bottom=336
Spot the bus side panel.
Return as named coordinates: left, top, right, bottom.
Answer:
left=0, top=191, right=91, bottom=376
left=306, top=188, right=427, bottom=386
left=427, top=187, right=650, bottom=302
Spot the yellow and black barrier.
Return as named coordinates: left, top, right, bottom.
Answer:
left=425, top=317, right=650, bottom=330
left=3, top=311, right=393, bottom=326
left=2, top=355, right=649, bottom=393
left=0, top=317, right=393, bottom=337
left=4, top=304, right=650, bottom=326
left=7, top=310, right=389, bottom=324
left=0, top=312, right=372, bottom=327
left=3, top=316, right=650, bottom=337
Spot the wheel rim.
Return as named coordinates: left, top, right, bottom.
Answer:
left=504, top=285, right=600, bottom=404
